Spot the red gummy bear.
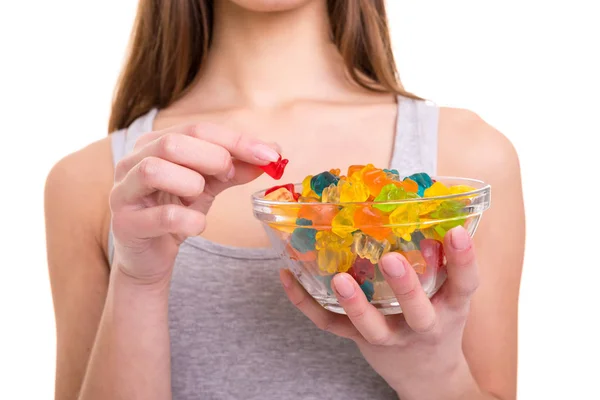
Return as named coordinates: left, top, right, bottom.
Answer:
left=264, top=183, right=300, bottom=201
left=259, top=154, right=289, bottom=180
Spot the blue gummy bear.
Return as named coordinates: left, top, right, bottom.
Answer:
left=406, top=172, right=433, bottom=197
left=291, top=227, right=317, bottom=253
left=359, top=281, right=374, bottom=302
left=296, top=218, right=312, bottom=227
left=310, top=172, right=339, bottom=196
left=383, top=168, right=400, bottom=178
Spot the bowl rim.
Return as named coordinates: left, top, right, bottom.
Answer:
left=251, top=176, right=491, bottom=207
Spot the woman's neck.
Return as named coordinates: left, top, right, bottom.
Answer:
left=187, top=0, right=353, bottom=109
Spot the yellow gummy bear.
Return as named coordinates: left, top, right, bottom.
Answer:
left=317, top=247, right=355, bottom=274
left=389, top=202, right=419, bottom=241
left=352, top=232, right=391, bottom=264
left=449, top=185, right=476, bottom=194
left=339, top=180, right=369, bottom=203
left=424, top=181, right=451, bottom=197
left=301, top=175, right=318, bottom=198
left=331, top=206, right=356, bottom=237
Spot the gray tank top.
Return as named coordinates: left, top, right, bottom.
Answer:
left=108, top=96, right=439, bottom=400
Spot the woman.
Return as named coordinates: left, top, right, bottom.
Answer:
left=45, top=0, right=525, bottom=399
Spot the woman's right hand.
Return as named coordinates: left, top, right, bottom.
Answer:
left=109, top=123, right=280, bottom=284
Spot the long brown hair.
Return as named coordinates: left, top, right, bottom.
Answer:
left=108, top=0, right=419, bottom=133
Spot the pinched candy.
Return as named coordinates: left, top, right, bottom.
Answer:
left=331, top=206, right=356, bottom=237
left=407, top=172, right=433, bottom=196
left=353, top=232, right=391, bottom=264
left=260, top=154, right=289, bottom=179
left=290, top=218, right=317, bottom=253
left=264, top=187, right=295, bottom=202
left=311, top=171, right=339, bottom=196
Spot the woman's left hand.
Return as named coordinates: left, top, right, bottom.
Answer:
left=280, top=226, right=489, bottom=400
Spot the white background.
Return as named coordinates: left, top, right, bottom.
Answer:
left=0, top=1, right=598, bottom=398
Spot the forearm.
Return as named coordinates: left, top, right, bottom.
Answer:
left=79, top=266, right=172, bottom=400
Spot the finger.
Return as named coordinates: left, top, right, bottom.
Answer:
left=112, top=205, right=206, bottom=241
left=331, top=273, right=397, bottom=345
left=110, top=157, right=205, bottom=209
left=133, top=123, right=281, bottom=165
left=204, top=159, right=265, bottom=196
left=443, top=226, right=479, bottom=310
left=115, top=134, right=235, bottom=182
left=379, top=253, right=437, bottom=334
left=279, top=269, right=360, bottom=341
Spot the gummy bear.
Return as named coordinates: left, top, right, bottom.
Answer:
left=331, top=206, right=356, bottom=237
left=449, top=185, right=476, bottom=195
left=290, top=218, right=317, bottom=253
left=329, top=168, right=341, bottom=177
left=316, top=246, right=355, bottom=274
left=301, top=175, right=319, bottom=198
left=315, top=230, right=353, bottom=251
left=321, top=183, right=341, bottom=203
left=347, top=165, right=366, bottom=179
left=398, top=249, right=427, bottom=274
left=424, top=181, right=451, bottom=197
left=407, top=172, right=433, bottom=196
left=264, top=187, right=295, bottom=202
left=419, top=239, right=444, bottom=271
left=383, top=168, right=400, bottom=179
left=388, top=201, right=420, bottom=241
left=353, top=232, right=391, bottom=264
left=265, top=183, right=300, bottom=201
left=339, top=180, right=370, bottom=203
left=373, top=184, right=417, bottom=213
left=362, top=168, right=390, bottom=197
left=298, top=202, right=338, bottom=229
left=401, top=178, right=419, bottom=193
left=353, top=205, right=391, bottom=241
left=359, top=280, right=374, bottom=302
left=310, top=171, right=339, bottom=196
left=351, top=257, right=376, bottom=281
left=259, top=154, right=289, bottom=179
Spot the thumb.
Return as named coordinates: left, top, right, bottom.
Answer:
left=204, top=159, right=265, bottom=195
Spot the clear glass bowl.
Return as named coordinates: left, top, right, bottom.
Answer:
left=252, top=177, right=491, bottom=315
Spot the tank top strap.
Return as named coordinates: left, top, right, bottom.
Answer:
left=390, top=95, right=439, bottom=177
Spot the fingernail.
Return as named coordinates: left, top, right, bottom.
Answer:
left=381, top=254, right=407, bottom=278
left=252, top=144, right=280, bottom=162
left=280, top=269, right=292, bottom=288
left=450, top=226, right=470, bottom=250
left=333, top=274, right=355, bottom=298
left=226, top=165, right=236, bottom=180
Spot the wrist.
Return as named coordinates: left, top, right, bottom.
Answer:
left=111, top=263, right=172, bottom=297
left=392, top=356, right=482, bottom=400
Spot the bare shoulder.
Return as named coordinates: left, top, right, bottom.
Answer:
left=45, top=136, right=115, bottom=261
left=45, top=136, right=116, bottom=398
left=437, top=107, right=521, bottom=183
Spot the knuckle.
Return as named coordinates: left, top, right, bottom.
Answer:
left=158, top=134, right=179, bottom=158
left=412, top=316, right=438, bottom=336
left=138, top=157, right=160, bottom=181
left=396, top=285, right=419, bottom=302
left=346, top=304, right=368, bottom=321
left=216, top=148, right=233, bottom=173
left=114, top=158, right=130, bottom=179
left=368, top=333, right=393, bottom=347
